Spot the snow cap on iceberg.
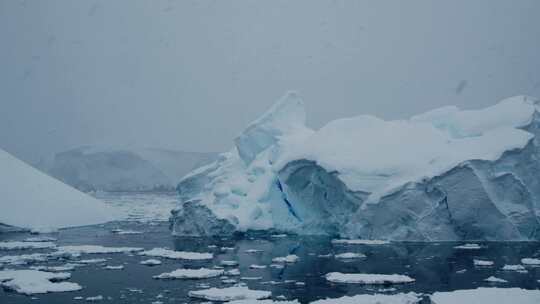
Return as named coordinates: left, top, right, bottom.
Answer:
left=234, top=91, right=306, bottom=165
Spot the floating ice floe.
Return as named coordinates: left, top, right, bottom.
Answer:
left=0, top=241, right=56, bottom=250
left=484, top=276, right=508, bottom=283
left=249, top=264, right=267, bottom=269
left=331, top=240, right=389, bottom=245
left=226, top=269, right=241, bottom=276
left=502, top=265, right=527, bottom=272
left=30, top=264, right=78, bottom=272
left=473, top=259, right=494, bottom=267
left=111, top=229, right=143, bottom=235
left=140, top=259, right=162, bottom=266
left=0, top=253, right=52, bottom=265
left=138, top=248, right=213, bottom=260
left=57, top=245, right=143, bottom=255
left=454, top=244, right=482, bottom=250
left=78, top=258, right=108, bottom=264
left=24, top=237, right=57, bottom=242
left=310, top=293, right=421, bottom=304
left=325, top=273, right=415, bottom=284
left=335, top=252, right=366, bottom=259
left=153, top=268, right=224, bottom=279
left=0, top=270, right=81, bottom=295
left=241, top=276, right=263, bottom=281
left=188, top=286, right=272, bottom=301
left=229, top=300, right=299, bottom=304
left=521, top=258, right=540, bottom=265
left=430, top=288, right=540, bottom=304
left=269, top=264, right=284, bottom=269
left=85, top=295, right=104, bottom=301
left=245, top=249, right=264, bottom=253
left=104, top=265, right=124, bottom=270
left=221, top=260, right=239, bottom=266
left=272, top=255, right=299, bottom=263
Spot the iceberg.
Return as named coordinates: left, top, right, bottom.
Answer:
left=171, top=93, right=540, bottom=241
left=0, top=148, right=115, bottom=231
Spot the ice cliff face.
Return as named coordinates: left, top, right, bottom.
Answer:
left=171, top=93, right=540, bottom=240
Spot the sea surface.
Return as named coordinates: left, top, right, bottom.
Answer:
left=1, top=192, right=539, bottom=303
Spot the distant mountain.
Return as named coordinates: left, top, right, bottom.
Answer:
left=36, top=146, right=217, bottom=192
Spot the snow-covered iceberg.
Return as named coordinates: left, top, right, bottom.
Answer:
left=171, top=93, right=540, bottom=240
left=0, top=148, right=115, bottom=231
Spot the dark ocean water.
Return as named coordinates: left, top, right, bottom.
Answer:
left=1, top=221, right=540, bottom=304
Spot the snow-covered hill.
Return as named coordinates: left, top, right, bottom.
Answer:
left=0, top=148, right=115, bottom=231
left=172, top=92, right=540, bottom=241
left=37, top=147, right=216, bottom=192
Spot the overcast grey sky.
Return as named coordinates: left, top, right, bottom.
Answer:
left=1, top=0, right=540, bottom=163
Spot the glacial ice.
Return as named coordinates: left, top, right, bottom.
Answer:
left=172, top=93, right=540, bottom=241
left=0, top=148, right=115, bottom=230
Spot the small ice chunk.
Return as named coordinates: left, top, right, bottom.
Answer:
left=0, top=241, right=56, bottom=250
left=473, top=259, right=494, bottom=267
left=484, top=276, right=508, bottom=283
left=454, top=244, right=482, bottom=250
left=335, top=252, right=366, bottom=259
left=78, top=258, right=108, bottom=264
left=271, top=234, right=288, bottom=238
left=221, top=260, right=240, bottom=266
left=502, top=264, right=527, bottom=272
left=225, top=269, right=241, bottom=276
left=272, top=255, right=299, bottom=263
left=0, top=270, right=81, bottom=295
left=111, top=229, right=143, bottom=235
left=521, top=258, right=540, bottom=265
left=188, top=286, right=271, bottom=301
left=24, top=237, right=57, bottom=242
left=310, top=293, right=420, bottom=304
left=85, top=295, right=104, bottom=301
left=153, top=268, right=224, bottom=279
left=57, top=245, right=143, bottom=255
left=140, top=259, right=162, bottom=266
left=325, top=272, right=415, bottom=284
left=331, top=239, right=389, bottom=245
left=104, top=265, right=124, bottom=270
left=269, top=264, right=284, bottom=269
left=222, top=279, right=237, bottom=284
left=250, top=264, right=267, bottom=269
left=139, top=248, right=213, bottom=260
left=229, top=300, right=300, bottom=304
left=30, top=264, right=77, bottom=272
left=430, top=288, right=540, bottom=304
left=245, top=249, right=264, bottom=253
left=241, top=276, right=263, bottom=281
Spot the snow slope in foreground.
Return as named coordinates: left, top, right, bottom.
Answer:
left=172, top=93, right=540, bottom=240
left=0, top=148, right=115, bottom=230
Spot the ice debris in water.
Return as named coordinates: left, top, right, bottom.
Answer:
left=473, top=259, right=494, bottom=267
left=138, top=248, right=213, bottom=260
left=325, top=273, right=415, bottom=284
left=502, top=265, right=527, bottom=272
left=484, top=276, right=508, bottom=283
left=0, top=241, right=56, bottom=250
left=521, top=258, right=540, bottom=265
left=57, top=245, right=143, bottom=255
left=454, top=244, right=482, bottom=250
left=153, top=268, right=224, bottom=279
left=140, top=259, right=162, bottom=266
left=331, top=239, right=389, bottom=245
left=310, top=293, right=421, bottom=304
left=430, top=288, right=540, bottom=304
left=334, top=252, right=366, bottom=259
left=188, top=286, right=272, bottom=301
left=103, top=265, right=124, bottom=270
left=0, top=270, right=82, bottom=295
left=271, top=255, right=299, bottom=263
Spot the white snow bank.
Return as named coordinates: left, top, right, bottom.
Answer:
left=310, top=293, right=420, bottom=304
left=332, top=239, right=389, bottom=245
left=430, top=288, right=540, bottom=304
left=188, top=286, right=271, bottom=301
left=280, top=96, right=538, bottom=204
left=0, top=148, right=115, bottom=230
left=153, top=268, right=223, bottom=279
left=325, top=272, right=415, bottom=284
left=57, top=245, right=143, bottom=255
left=271, top=255, right=299, bottom=263
left=0, top=270, right=81, bottom=295
left=139, top=248, right=213, bottom=260
left=0, top=241, right=56, bottom=250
